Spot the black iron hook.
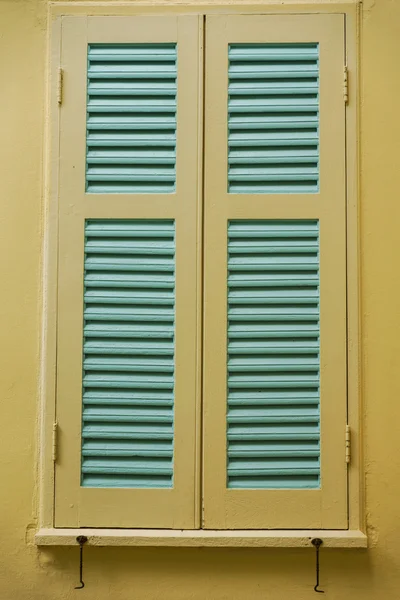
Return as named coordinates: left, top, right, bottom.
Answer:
left=75, top=535, right=88, bottom=589
left=311, top=538, right=324, bottom=593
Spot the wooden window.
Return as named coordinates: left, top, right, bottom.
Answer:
left=52, top=13, right=350, bottom=531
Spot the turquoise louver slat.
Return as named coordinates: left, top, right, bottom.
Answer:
left=81, top=220, right=175, bottom=488
left=227, top=220, right=320, bottom=489
left=228, top=44, right=319, bottom=193
left=86, top=44, right=177, bottom=193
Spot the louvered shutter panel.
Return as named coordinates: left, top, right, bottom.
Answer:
left=227, top=220, right=320, bottom=489
left=203, top=14, right=347, bottom=529
left=86, top=44, right=177, bottom=193
left=55, top=15, right=201, bottom=528
left=228, top=44, right=319, bottom=194
left=82, top=220, right=175, bottom=488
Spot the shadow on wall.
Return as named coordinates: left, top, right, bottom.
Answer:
left=27, top=546, right=378, bottom=600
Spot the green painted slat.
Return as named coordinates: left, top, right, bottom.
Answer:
left=81, top=219, right=175, bottom=488
left=227, top=220, right=320, bottom=489
left=83, top=393, right=174, bottom=406
left=228, top=43, right=319, bottom=194
left=86, top=44, right=177, bottom=193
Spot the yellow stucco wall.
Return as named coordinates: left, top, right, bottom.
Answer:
left=0, top=0, right=399, bottom=597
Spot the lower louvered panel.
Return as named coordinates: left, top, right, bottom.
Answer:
left=82, top=220, right=175, bottom=488
left=227, top=220, right=320, bottom=489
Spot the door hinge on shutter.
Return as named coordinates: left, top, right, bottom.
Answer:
left=201, top=496, right=205, bottom=528
left=343, top=66, right=349, bottom=104
left=345, top=424, right=351, bottom=464
left=52, top=421, right=58, bottom=462
left=57, top=68, right=63, bottom=106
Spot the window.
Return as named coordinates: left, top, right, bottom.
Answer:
left=47, top=12, right=355, bottom=532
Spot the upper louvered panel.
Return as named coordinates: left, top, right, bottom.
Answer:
left=228, top=44, right=319, bottom=194
left=227, top=220, right=320, bottom=489
left=82, top=220, right=175, bottom=488
left=86, top=44, right=177, bottom=193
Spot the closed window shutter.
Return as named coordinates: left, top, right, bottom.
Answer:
left=203, top=14, right=348, bottom=529
left=54, top=13, right=349, bottom=532
left=55, top=15, right=201, bottom=528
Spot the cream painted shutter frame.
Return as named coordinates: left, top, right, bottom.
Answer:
left=203, top=14, right=348, bottom=529
left=55, top=16, right=202, bottom=528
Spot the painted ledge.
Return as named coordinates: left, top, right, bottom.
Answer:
left=35, top=529, right=367, bottom=549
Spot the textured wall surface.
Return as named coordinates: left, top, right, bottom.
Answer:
left=1, top=0, right=400, bottom=597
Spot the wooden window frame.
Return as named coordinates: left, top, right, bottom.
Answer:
left=36, top=1, right=364, bottom=547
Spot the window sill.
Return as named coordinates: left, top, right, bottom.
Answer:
left=35, top=528, right=367, bottom=548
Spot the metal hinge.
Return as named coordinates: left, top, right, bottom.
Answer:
left=344, top=66, right=349, bottom=104
left=345, top=424, right=351, bottom=464
left=52, top=421, right=58, bottom=462
left=57, top=68, right=63, bottom=106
